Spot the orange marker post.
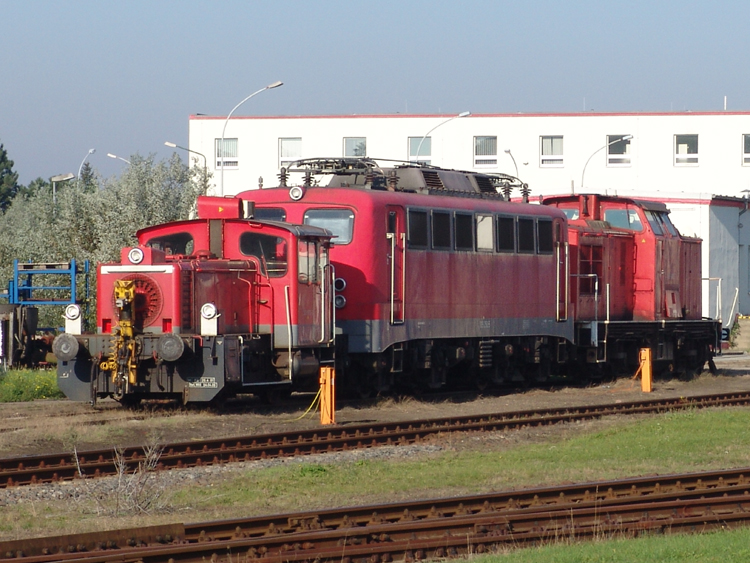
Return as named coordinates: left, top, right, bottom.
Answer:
left=638, top=348, right=653, bottom=393
left=319, top=366, right=336, bottom=425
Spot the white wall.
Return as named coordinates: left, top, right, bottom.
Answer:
left=189, top=112, right=750, bottom=199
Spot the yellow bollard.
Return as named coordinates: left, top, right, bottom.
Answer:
left=319, top=366, right=336, bottom=425
left=638, top=348, right=652, bottom=393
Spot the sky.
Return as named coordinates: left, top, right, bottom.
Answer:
left=2, top=0, right=750, bottom=186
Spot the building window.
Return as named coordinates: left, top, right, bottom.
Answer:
left=743, top=134, right=750, bottom=165
left=674, top=134, right=698, bottom=165
left=409, top=136, right=431, bottom=164
left=474, top=136, right=497, bottom=167
left=607, top=135, right=632, bottom=166
left=344, top=137, right=367, bottom=157
left=540, top=136, right=563, bottom=167
left=279, top=137, right=301, bottom=168
left=215, top=138, right=238, bottom=169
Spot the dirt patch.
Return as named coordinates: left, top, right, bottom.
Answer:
left=1, top=354, right=749, bottom=458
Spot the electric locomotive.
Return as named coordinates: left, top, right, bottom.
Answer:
left=53, top=197, right=335, bottom=405
left=237, top=158, right=719, bottom=394
left=240, top=158, right=573, bottom=395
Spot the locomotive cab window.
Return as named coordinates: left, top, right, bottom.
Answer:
left=659, top=212, right=679, bottom=236
left=145, top=232, right=194, bottom=255
left=254, top=207, right=287, bottom=222
left=298, top=239, right=319, bottom=284
left=303, top=209, right=354, bottom=245
left=603, top=208, right=643, bottom=231
left=240, top=232, right=288, bottom=277
left=517, top=218, right=535, bottom=253
left=432, top=211, right=452, bottom=249
left=537, top=220, right=553, bottom=254
left=476, top=214, right=494, bottom=251
left=496, top=216, right=515, bottom=252
left=644, top=210, right=664, bottom=236
left=455, top=213, right=474, bottom=251
left=408, top=209, right=429, bottom=248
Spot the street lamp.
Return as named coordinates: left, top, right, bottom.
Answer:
left=581, top=135, right=633, bottom=190
left=77, top=148, right=96, bottom=181
left=107, top=153, right=131, bottom=165
left=220, top=80, right=283, bottom=196
left=165, top=141, right=208, bottom=190
left=51, top=172, right=75, bottom=206
left=504, top=149, right=519, bottom=177
left=414, top=111, right=470, bottom=165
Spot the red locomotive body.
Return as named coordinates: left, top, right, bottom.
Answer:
left=236, top=159, right=718, bottom=391
left=239, top=159, right=573, bottom=393
left=543, top=193, right=716, bottom=373
left=54, top=200, right=334, bottom=404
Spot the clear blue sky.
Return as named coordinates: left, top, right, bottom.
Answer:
left=1, top=0, right=748, bottom=185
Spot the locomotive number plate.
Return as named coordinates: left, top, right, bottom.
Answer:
left=187, top=376, right=218, bottom=389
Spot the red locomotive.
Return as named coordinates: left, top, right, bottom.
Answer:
left=53, top=197, right=335, bottom=404
left=53, top=157, right=720, bottom=405
left=236, top=158, right=719, bottom=394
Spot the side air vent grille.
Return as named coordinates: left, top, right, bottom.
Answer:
left=473, top=176, right=496, bottom=193
left=421, top=170, right=444, bottom=189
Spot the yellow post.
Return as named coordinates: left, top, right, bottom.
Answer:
left=319, top=366, right=335, bottom=425
left=639, top=348, right=652, bottom=393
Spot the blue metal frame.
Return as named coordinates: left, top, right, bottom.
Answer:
left=8, top=259, right=90, bottom=306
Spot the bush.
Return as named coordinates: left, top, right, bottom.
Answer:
left=0, top=369, right=65, bottom=402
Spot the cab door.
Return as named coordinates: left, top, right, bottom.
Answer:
left=386, top=206, right=405, bottom=325
left=297, top=238, right=324, bottom=345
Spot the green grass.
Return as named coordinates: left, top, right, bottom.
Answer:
left=475, top=527, right=750, bottom=562
left=0, top=369, right=65, bottom=402
left=172, top=408, right=750, bottom=515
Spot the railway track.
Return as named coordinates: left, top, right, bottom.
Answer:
left=3, top=466, right=750, bottom=561
left=2, top=391, right=750, bottom=488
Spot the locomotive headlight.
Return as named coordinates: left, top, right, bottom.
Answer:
left=334, top=277, right=347, bottom=292
left=200, top=302, right=219, bottom=320
left=289, top=186, right=306, bottom=201
left=128, top=248, right=145, bottom=264
left=335, top=294, right=347, bottom=309
left=64, top=304, right=81, bottom=320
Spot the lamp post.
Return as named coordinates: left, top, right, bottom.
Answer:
left=504, top=149, right=519, bottom=177
left=581, top=135, right=633, bottom=190
left=165, top=141, right=208, bottom=191
left=107, top=153, right=131, bottom=165
left=220, top=80, right=283, bottom=196
left=414, top=111, right=470, bottom=165
left=51, top=172, right=75, bottom=207
left=77, top=148, right=96, bottom=181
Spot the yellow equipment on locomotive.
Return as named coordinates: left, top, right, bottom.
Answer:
left=100, top=279, right=140, bottom=399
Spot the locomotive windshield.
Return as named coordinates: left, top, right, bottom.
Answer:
left=239, top=232, right=288, bottom=277
left=603, top=209, right=643, bottom=231
left=145, top=232, right=194, bottom=255
left=303, top=209, right=354, bottom=244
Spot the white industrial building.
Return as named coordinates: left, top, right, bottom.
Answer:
left=187, top=111, right=750, bottom=324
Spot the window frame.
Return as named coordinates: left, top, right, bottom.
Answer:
left=475, top=213, right=494, bottom=252
left=536, top=219, right=554, bottom=254
left=302, top=208, right=355, bottom=245
left=215, top=138, right=238, bottom=169
left=674, top=134, right=699, bottom=166
left=540, top=135, right=564, bottom=167
left=409, top=136, right=431, bottom=164
left=407, top=209, right=429, bottom=249
left=517, top=217, right=536, bottom=253
left=474, top=136, right=498, bottom=167
left=743, top=134, right=750, bottom=166
left=454, top=212, right=474, bottom=251
left=606, top=134, right=632, bottom=166
left=343, top=137, right=367, bottom=157
left=431, top=210, right=452, bottom=250
left=278, top=137, right=302, bottom=168
left=496, top=215, right=516, bottom=253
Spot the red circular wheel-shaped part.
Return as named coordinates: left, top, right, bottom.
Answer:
left=114, top=274, right=164, bottom=328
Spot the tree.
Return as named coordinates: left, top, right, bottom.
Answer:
left=0, top=142, right=19, bottom=211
